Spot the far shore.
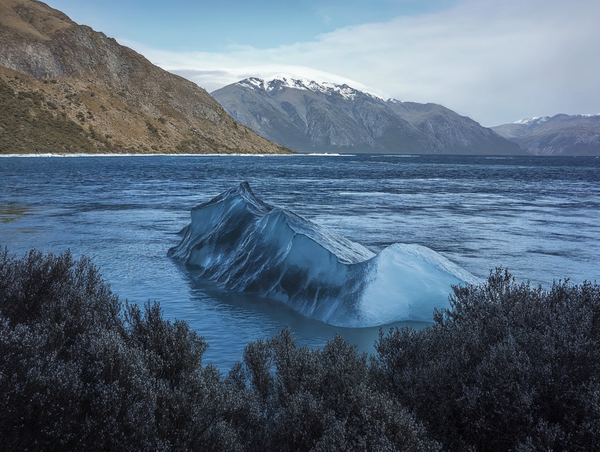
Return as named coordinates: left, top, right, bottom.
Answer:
left=0, top=152, right=350, bottom=157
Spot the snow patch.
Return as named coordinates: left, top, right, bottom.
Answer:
left=236, top=77, right=266, bottom=91
left=513, top=116, right=550, bottom=125
left=512, top=113, right=600, bottom=125
left=236, top=76, right=384, bottom=101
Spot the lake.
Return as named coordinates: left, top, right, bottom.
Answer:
left=1, top=154, right=598, bottom=369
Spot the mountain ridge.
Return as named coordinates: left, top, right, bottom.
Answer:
left=0, top=0, right=292, bottom=154
left=492, top=114, right=600, bottom=156
left=212, top=76, right=523, bottom=155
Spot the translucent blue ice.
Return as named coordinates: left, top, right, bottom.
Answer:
left=169, top=182, right=479, bottom=327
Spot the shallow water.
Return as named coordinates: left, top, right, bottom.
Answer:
left=1, top=154, right=598, bottom=369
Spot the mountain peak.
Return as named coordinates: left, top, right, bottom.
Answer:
left=214, top=77, right=523, bottom=155
left=235, top=76, right=383, bottom=101
left=512, top=116, right=550, bottom=125
left=492, top=114, right=600, bottom=155
left=511, top=114, right=600, bottom=126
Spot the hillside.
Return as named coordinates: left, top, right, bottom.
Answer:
left=212, top=77, right=523, bottom=155
left=0, top=0, right=291, bottom=154
left=491, top=114, right=600, bottom=156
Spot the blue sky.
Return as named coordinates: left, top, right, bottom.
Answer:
left=47, top=0, right=600, bottom=126
left=47, top=0, right=459, bottom=51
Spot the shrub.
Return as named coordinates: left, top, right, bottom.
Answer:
left=372, top=269, right=600, bottom=451
left=1, top=249, right=598, bottom=451
left=230, top=329, right=441, bottom=451
left=0, top=79, right=103, bottom=153
left=0, top=249, right=238, bottom=451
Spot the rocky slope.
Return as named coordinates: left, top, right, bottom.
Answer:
left=0, top=0, right=291, bottom=154
left=212, top=77, right=522, bottom=155
left=491, top=115, right=600, bottom=156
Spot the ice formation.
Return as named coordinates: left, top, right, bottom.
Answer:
left=169, top=182, right=479, bottom=327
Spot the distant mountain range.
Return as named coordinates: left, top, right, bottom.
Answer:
left=2, top=0, right=596, bottom=157
left=0, top=0, right=290, bottom=154
left=212, top=77, right=523, bottom=155
left=491, top=115, right=600, bottom=156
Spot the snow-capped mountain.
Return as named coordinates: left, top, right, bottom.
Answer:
left=492, top=114, right=600, bottom=156
left=237, top=76, right=384, bottom=101
left=512, top=117, right=551, bottom=126
left=211, top=77, right=522, bottom=155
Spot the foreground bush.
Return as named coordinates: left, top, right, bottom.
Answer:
left=0, top=249, right=238, bottom=451
left=228, top=329, right=440, bottom=451
left=1, top=249, right=598, bottom=451
left=0, top=249, right=434, bottom=451
left=372, top=269, right=600, bottom=451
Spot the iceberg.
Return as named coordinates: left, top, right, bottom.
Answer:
left=168, top=182, right=479, bottom=327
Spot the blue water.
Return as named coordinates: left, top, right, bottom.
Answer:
left=1, top=154, right=599, bottom=369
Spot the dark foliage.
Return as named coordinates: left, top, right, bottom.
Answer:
left=1, top=250, right=598, bottom=451
left=0, top=249, right=240, bottom=451
left=372, top=269, right=600, bottom=451
left=228, top=329, right=440, bottom=451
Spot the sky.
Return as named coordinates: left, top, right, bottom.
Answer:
left=46, top=0, right=600, bottom=126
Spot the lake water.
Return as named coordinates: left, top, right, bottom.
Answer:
left=1, top=154, right=599, bottom=370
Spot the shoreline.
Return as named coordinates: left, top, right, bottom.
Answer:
left=0, top=152, right=349, bottom=158
left=1, top=153, right=596, bottom=158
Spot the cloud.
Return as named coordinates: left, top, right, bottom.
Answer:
left=123, top=0, right=600, bottom=125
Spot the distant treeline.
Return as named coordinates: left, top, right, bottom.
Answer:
left=0, top=249, right=598, bottom=451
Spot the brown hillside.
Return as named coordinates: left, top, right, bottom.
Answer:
left=0, top=0, right=292, bottom=154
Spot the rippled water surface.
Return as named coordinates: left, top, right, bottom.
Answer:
left=1, top=154, right=598, bottom=369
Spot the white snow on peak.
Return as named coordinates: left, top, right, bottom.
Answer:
left=513, top=116, right=550, bottom=125
left=511, top=113, right=600, bottom=125
left=236, top=76, right=384, bottom=101
left=236, top=77, right=267, bottom=91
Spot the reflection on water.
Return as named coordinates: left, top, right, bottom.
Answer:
left=0, top=205, right=34, bottom=223
left=173, top=262, right=429, bottom=369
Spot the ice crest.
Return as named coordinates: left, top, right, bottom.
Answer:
left=169, top=183, right=479, bottom=327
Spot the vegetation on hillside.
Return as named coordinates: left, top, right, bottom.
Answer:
left=0, top=77, right=106, bottom=153
left=0, top=249, right=598, bottom=451
left=0, top=0, right=294, bottom=155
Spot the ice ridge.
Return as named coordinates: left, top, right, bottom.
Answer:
left=169, top=182, right=479, bottom=327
